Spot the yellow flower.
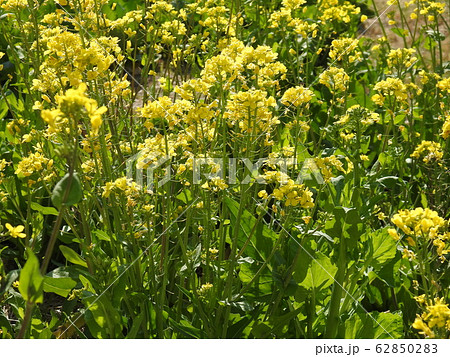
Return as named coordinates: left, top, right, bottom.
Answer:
left=388, top=228, right=400, bottom=240
left=5, top=223, right=26, bottom=238
left=410, top=141, right=443, bottom=164
left=258, top=190, right=269, bottom=199
left=387, top=48, right=417, bottom=72
left=319, top=67, right=349, bottom=93
left=281, top=86, right=314, bottom=107
left=442, top=115, right=450, bottom=139
left=329, top=38, right=361, bottom=63
left=412, top=316, right=435, bottom=338
left=372, top=78, right=408, bottom=106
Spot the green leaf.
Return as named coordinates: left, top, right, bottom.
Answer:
left=168, top=318, right=205, bottom=338
left=0, top=96, right=8, bottom=120
left=30, top=202, right=59, bottom=216
left=51, top=172, right=83, bottom=209
left=368, top=228, right=397, bottom=269
left=19, top=249, right=44, bottom=304
left=125, top=312, right=145, bottom=339
left=176, top=189, right=192, bottom=204
left=59, top=246, right=88, bottom=268
left=93, top=230, right=110, bottom=242
left=239, top=261, right=273, bottom=295
left=224, top=196, right=278, bottom=261
left=43, top=277, right=76, bottom=297
left=391, top=27, right=408, bottom=38
left=345, top=312, right=403, bottom=339
left=299, top=252, right=337, bottom=292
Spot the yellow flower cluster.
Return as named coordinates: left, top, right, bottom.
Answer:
left=224, top=90, right=279, bottom=145
left=269, top=0, right=317, bottom=38
left=315, top=155, right=353, bottom=182
left=390, top=207, right=445, bottom=239
left=6, top=118, right=30, bottom=136
left=41, top=83, right=106, bottom=137
left=135, top=134, right=178, bottom=170
left=201, top=177, right=229, bottom=192
left=319, top=67, right=349, bottom=93
left=413, top=297, right=450, bottom=338
left=282, top=0, right=307, bottom=10
left=258, top=173, right=314, bottom=209
left=410, top=140, right=443, bottom=164
left=139, top=39, right=286, bottom=152
left=109, top=10, right=143, bottom=34
left=319, top=0, right=361, bottom=23
left=442, top=114, right=450, bottom=139
left=329, top=38, right=361, bottom=63
left=437, top=77, right=450, bottom=94
left=372, top=78, right=408, bottom=106
left=335, top=104, right=380, bottom=126
left=281, top=86, right=314, bottom=107
left=201, top=38, right=287, bottom=89
left=189, top=0, right=237, bottom=35
left=15, top=152, right=53, bottom=178
left=387, top=48, right=417, bottom=73
left=197, top=283, right=213, bottom=296
left=32, top=28, right=125, bottom=94
left=273, top=180, right=314, bottom=208
left=259, top=170, right=290, bottom=185
left=103, top=177, right=141, bottom=199
left=389, top=207, right=449, bottom=258
left=0, top=0, right=28, bottom=10
left=408, top=0, right=446, bottom=22
left=53, top=0, right=110, bottom=31
left=334, top=105, right=380, bottom=144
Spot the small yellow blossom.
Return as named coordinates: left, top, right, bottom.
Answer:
left=5, top=223, right=26, bottom=238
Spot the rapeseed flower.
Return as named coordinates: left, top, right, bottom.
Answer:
left=319, top=67, right=349, bottom=93
left=372, top=78, right=408, bottom=106
left=413, top=297, right=450, bottom=338
left=5, top=223, right=26, bottom=238
left=329, top=38, right=361, bottom=63
left=281, top=86, right=314, bottom=107
left=410, top=141, right=443, bottom=164
left=442, top=114, right=450, bottom=139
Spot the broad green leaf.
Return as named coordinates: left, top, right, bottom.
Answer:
left=368, top=228, right=397, bottom=269
left=93, top=230, right=110, bottom=242
left=59, top=246, right=87, bottom=268
left=176, top=189, right=192, bottom=204
left=125, top=312, right=145, bottom=339
left=224, top=196, right=278, bottom=261
left=30, top=202, right=59, bottom=216
left=299, top=252, right=337, bottom=292
left=169, top=318, right=205, bottom=338
left=239, top=261, right=273, bottom=295
left=345, top=312, right=403, bottom=339
left=43, top=276, right=76, bottom=297
left=227, top=314, right=252, bottom=338
left=51, top=172, right=83, bottom=209
left=83, top=291, right=122, bottom=338
left=19, top=249, right=44, bottom=304
left=79, top=274, right=122, bottom=337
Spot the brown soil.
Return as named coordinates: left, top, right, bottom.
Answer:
left=363, top=0, right=450, bottom=63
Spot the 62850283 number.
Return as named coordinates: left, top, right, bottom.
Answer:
left=375, top=344, right=438, bottom=354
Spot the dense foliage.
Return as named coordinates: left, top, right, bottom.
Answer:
left=0, top=0, right=449, bottom=338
